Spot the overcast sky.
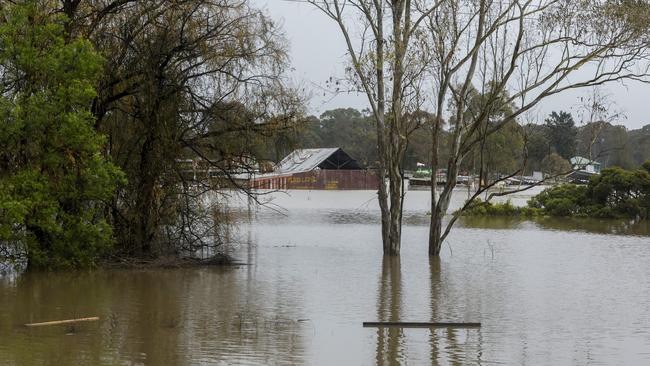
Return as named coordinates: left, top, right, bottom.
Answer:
left=256, top=0, right=649, bottom=129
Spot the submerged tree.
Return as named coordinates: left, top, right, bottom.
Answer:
left=81, top=0, right=303, bottom=258
left=307, top=0, right=650, bottom=258
left=0, top=2, right=124, bottom=269
left=307, top=0, right=438, bottom=255
left=0, top=0, right=303, bottom=265
left=424, top=0, right=650, bottom=256
left=93, top=1, right=304, bottom=258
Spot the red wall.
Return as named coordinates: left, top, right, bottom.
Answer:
left=251, top=170, right=379, bottom=190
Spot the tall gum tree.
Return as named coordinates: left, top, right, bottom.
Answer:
left=308, top=0, right=442, bottom=255
left=424, top=0, right=650, bottom=256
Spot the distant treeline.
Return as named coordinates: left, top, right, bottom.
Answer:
left=277, top=108, right=650, bottom=175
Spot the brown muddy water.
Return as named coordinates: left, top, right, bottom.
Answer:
left=1, top=189, right=650, bottom=365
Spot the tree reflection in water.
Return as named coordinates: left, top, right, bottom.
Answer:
left=459, top=215, right=650, bottom=237
left=375, top=256, right=405, bottom=366
left=428, top=257, right=485, bottom=365
left=373, top=257, right=485, bottom=365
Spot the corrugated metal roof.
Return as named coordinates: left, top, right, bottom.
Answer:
left=276, top=148, right=340, bottom=174
left=570, top=156, right=600, bottom=166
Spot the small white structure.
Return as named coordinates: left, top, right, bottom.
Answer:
left=570, top=156, right=601, bottom=174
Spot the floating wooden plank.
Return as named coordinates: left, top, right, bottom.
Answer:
left=25, top=317, right=100, bottom=327
left=363, top=322, right=480, bottom=328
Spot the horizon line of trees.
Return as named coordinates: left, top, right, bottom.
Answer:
left=287, top=107, right=650, bottom=176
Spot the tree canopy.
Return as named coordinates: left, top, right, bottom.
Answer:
left=0, top=2, right=124, bottom=269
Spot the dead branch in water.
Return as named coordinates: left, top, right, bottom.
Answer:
left=25, top=317, right=100, bottom=327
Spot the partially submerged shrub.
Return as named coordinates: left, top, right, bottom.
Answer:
left=461, top=161, right=650, bottom=220
left=462, top=199, right=539, bottom=217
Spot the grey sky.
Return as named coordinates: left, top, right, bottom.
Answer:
left=257, top=0, right=649, bottom=129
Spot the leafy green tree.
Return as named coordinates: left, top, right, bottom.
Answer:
left=587, top=165, right=650, bottom=218
left=0, top=2, right=124, bottom=269
left=529, top=162, right=649, bottom=219
left=545, top=111, right=577, bottom=160
left=299, top=108, right=378, bottom=167
left=629, top=125, right=650, bottom=166
left=83, top=1, right=300, bottom=257
left=643, top=160, right=650, bottom=173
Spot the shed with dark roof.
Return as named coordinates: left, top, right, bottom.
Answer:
left=251, top=148, right=379, bottom=190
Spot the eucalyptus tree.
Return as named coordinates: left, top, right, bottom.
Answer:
left=307, top=0, right=441, bottom=255
left=424, top=0, right=650, bottom=256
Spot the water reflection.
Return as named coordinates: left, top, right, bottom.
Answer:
left=428, top=258, right=441, bottom=365
left=234, top=207, right=650, bottom=240
left=373, top=257, right=485, bottom=365
left=428, top=258, right=484, bottom=366
left=534, top=216, right=650, bottom=236
left=0, top=267, right=307, bottom=365
left=375, top=256, right=404, bottom=366
left=458, top=216, right=650, bottom=236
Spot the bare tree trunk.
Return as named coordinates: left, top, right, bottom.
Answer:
left=428, top=214, right=443, bottom=256
left=386, top=159, right=403, bottom=255
left=429, top=112, right=444, bottom=256
left=384, top=0, right=409, bottom=256
left=428, top=0, right=486, bottom=257
left=374, top=5, right=392, bottom=255
left=308, top=0, right=423, bottom=257
left=429, top=176, right=457, bottom=256
left=378, top=173, right=391, bottom=254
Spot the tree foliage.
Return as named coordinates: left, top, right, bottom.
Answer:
left=1, top=0, right=302, bottom=268
left=291, top=107, right=650, bottom=177
left=0, top=2, right=124, bottom=269
left=68, top=0, right=303, bottom=258
left=298, top=108, right=378, bottom=167
left=466, top=161, right=650, bottom=220
left=545, top=111, right=578, bottom=160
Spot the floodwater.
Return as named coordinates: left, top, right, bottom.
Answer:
left=2, top=189, right=650, bottom=365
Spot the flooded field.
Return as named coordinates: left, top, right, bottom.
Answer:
left=2, top=189, right=650, bottom=365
